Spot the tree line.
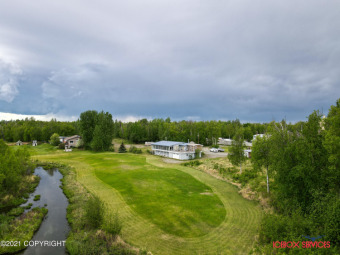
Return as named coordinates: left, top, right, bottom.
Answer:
left=1, top=112, right=306, bottom=148
left=248, top=99, right=340, bottom=252
left=0, top=140, right=34, bottom=210
left=0, top=118, right=77, bottom=142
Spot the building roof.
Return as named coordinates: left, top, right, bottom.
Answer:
left=65, top=135, right=81, bottom=142
left=151, top=141, right=184, bottom=146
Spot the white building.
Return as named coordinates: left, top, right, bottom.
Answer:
left=252, top=134, right=265, bottom=141
left=218, top=138, right=233, bottom=146
left=151, top=141, right=202, bottom=160
left=244, top=149, right=252, bottom=158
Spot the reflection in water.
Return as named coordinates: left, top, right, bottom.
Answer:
left=19, top=167, right=70, bottom=255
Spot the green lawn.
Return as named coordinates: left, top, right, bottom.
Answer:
left=32, top=145, right=262, bottom=254
left=94, top=154, right=225, bottom=237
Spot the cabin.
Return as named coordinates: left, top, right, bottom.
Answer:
left=64, top=135, right=81, bottom=148
left=16, top=140, right=23, bottom=146
left=59, top=136, right=68, bottom=143
left=32, top=140, right=38, bottom=146
left=151, top=141, right=203, bottom=160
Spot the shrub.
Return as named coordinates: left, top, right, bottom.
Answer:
left=103, top=212, right=122, bottom=237
left=58, top=143, right=65, bottom=149
left=182, top=160, right=202, bottom=167
left=232, top=169, right=258, bottom=186
left=84, top=194, right=104, bottom=229
left=118, top=142, right=127, bottom=153
left=49, top=133, right=60, bottom=146
left=33, top=195, right=41, bottom=201
left=8, top=207, right=24, bottom=217
left=128, top=146, right=142, bottom=154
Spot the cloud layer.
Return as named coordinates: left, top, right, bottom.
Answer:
left=0, top=0, right=339, bottom=122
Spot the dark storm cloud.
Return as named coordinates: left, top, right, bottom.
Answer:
left=0, top=0, right=339, bottom=122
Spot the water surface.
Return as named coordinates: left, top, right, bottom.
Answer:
left=19, top=167, right=69, bottom=255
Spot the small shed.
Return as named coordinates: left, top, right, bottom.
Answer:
left=32, top=140, right=38, bottom=146
left=16, top=140, right=23, bottom=146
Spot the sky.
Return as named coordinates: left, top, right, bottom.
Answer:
left=0, top=0, right=339, bottom=123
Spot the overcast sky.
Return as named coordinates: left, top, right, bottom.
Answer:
left=0, top=0, right=339, bottom=122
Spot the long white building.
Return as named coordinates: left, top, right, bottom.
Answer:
left=151, top=141, right=202, bottom=160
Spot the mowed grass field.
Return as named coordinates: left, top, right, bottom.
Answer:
left=30, top=145, right=261, bottom=254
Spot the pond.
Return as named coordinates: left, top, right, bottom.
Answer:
left=19, top=167, right=70, bottom=255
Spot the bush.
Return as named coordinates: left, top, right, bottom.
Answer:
left=103, top=212, right=122, bottom=237
left=84, top=194, right=104, bottom=229
left=182, top=160, right=202, bottom=167
left=33, top=195, right=41, bottom=201
left=128, top=146, right=142, bottom=154
left=232, top=169, right=258, bottom=186
left=118, top=142, right=127, bottom=153
left=49, top=133, right=60, bottom=146
left=58, top=143, right=65, bottom=149
left=8, top=207, right=24, bottom=217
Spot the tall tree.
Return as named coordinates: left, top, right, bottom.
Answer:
left=49, top=133, right=60, bottom=146
left=228, top=129, right=246, bottom=173
left=79, top=110, right=98, bottom=149
left=323, top=99, right=340, bottom=193
left=252, top=135, right=271, bottom=193
left=91, top=111, right=114, bottom=151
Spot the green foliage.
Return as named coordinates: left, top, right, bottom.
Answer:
left=24, top=203, right=33, bottom=209
left=84, top=194, right=104, bottom=229
left=33, top=194, right=41, bottom=201
left=0, top=117, right=77, bottom=142
left=228, top=129, right=246, bottom=173
left=195, top=148, right=201, bottom=159
left=49, top=133, right=60, bottom=146
left=182, top=160, right=202, bottom=167
left=79, top=110, right=98, bottom=149
left=57, top=164, right=136, bottom=255
left=103, top=212, right=123, bottom=237
left=251, top=135, right=271, bottom=193
left=8, top=206, right=24, bottom=217
left=128, top=146, right=142, bottom=154
left=58, top=143, right=65, bottom=149
left=79, top=110, right=114, bottom=151
left=323, top=98, right=340, bottom=192
left=0, top=207, right=48, bottom=254
left=258, top=99, right=340, bottom=251
left=0, top=140, right=34, bottom=201
left=118, top=142, right=127, bottom=153
left=232, top=169, right=258, bottom=187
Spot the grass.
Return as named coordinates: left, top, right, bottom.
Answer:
left=33, top=195, right=41, bottom=201
left=95, top=154, right=225, bottom=237
left=56, top=163, right=138, bottom=254
left=0, top=207, right=48, bottom=254
left=32, top=144, right=262, bottom=255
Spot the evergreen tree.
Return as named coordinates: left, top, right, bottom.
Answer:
left=118, top=142, right=126, bottom=153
